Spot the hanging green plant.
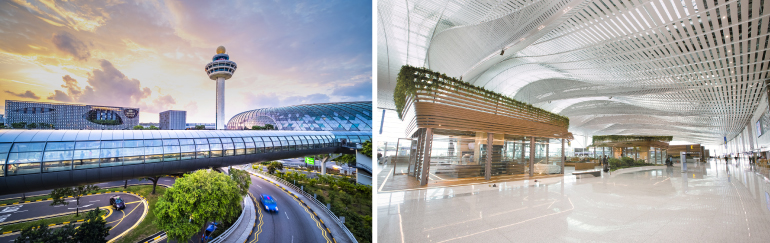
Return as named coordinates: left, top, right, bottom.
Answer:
left=592, top=135, right=673, bottom=144
left=394, top=65, right=569, bottom=128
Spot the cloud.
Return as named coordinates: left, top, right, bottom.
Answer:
left=60, top=75, right=82, bottom=96
left=51, top=31, right=90, bottom=61
left=48, top=59, right=177, bottom=114
left=242, top=92, right=331, bottom=109
left=5, top=90, right=40, bottom=99
left=47, top=90, right=72, bottom=102
left=331, top=80, right=371, bottom=100
left=184, top=101, right=198, bottom=116
left=149, top=94, right=177, bottom=113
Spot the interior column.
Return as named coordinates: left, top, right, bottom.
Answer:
left=561, top=139, right=565, bottom=174
left=419, top=128, right=433, bottom=186
left=485, top=133, right=493, bottom=180
left=529, top=136, right=535, bottom=177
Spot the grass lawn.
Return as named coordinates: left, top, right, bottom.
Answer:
left=0, top=210, right=107, bottom=233
left=113, top=185, right=166, bottom=243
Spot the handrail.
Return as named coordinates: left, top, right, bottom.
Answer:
left=245, top=166, right=358, bottom=243
left=209, top=195, right=249, bottom=243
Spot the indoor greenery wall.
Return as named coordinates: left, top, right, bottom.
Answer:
left=394, top=65, right=569, bottom=128
left=592, top=135, right=673, bottom=144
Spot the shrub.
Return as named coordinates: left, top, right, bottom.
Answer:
left=621, top=157, right=635, bottom=166
left=608, top=158, right=622, bottom=168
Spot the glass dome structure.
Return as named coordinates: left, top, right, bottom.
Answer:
left=226, top=101, right=372, bottom=131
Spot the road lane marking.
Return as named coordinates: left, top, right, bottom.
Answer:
left=67, top=204, right=93, bottom=210
left=287, top=189, right=331, bottom=243
left=248, top=192, right=264, bottom=243
left=0, top=206, right=22, bottom=213
left=0, top=214, right=9, bottom=223
left=250, top=170, right=331, bottom=243
left=285, top=211, right=289, bottom=220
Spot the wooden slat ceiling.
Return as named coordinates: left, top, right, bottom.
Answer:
left=378, top=0, right=770, bottom=144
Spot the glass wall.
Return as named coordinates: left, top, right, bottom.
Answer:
left=0, top=133, right=343, bottom=176
left=421, top=129, right=564, bottom=180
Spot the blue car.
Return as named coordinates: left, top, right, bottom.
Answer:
left=260, top=194, right=278, bottom=212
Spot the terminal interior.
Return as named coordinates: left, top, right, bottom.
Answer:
left=376, top=0, right=770, bottom=241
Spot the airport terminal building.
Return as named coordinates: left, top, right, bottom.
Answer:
left=4, top=101, right=140, bottom=130
left=226, top=101, right=372, bottom=132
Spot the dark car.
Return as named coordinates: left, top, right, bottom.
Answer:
left=260, top=194, right=278, bottom=212
left=109, top=195, right=126, bottom=210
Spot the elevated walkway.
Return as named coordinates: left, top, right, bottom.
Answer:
left=0, top=130, right=370, bottom=195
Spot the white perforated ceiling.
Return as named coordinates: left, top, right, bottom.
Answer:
left=378, top=0, right=770, bottom=144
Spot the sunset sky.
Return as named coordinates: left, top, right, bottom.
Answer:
left=0, top=0, right=372, bottom=122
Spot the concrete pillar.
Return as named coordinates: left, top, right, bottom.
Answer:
left=529, top=136, right=535, bottom=177
left=216, top=77, right=225, bottom=130
left=419, top=128, right=433, bottom=186
left=321, top=155, right=328, bottom=175
left=485, top=133, right=493, bottom=180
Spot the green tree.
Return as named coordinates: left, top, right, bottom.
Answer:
left=229, top=168, right=251, bottom=196
left=264, top=124, right=274, bottom=130
left=334, top=154, right=356, bottom=166
left=154, top=170, right=243, bottom=242
left=26, top=123, right=38, bottom=129
left=11, top=122, right=27, bottom=129
left=50, top=184, right=100, bottom=216
left=73, top=208, right=110, bottom=243
left=267, top=161, right=284, bottom=174
left=360, top=140, right=372, bottom=157
left=139, top=175, right=162, bottom=194
left=148, top=125, right=160, bottom=130
left=133, top=125, right=144, bottom=130
left=14, top=222, right=77, bottom=243
left=194, top=125, right=206, bottom=130
left=251, top=125, right=262, bottom=130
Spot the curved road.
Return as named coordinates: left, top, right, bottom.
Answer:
left=0, top=192, right=145, bottom=242
left=0, top=177, right=176, bottom=242
left=245, top=173, right=332, bottom=243
left=0, top=177, right=178, bottom=201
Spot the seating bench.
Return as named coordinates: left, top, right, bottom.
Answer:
left=572, top=170, right=601, bottom=178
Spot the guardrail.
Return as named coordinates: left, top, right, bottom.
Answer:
left=357, top=162, right=372, bottom=174
left=210, top=195, right=249, bottom=243
left=245, top=166, right=358, bottom=243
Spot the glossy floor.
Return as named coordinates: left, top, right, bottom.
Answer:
left=377, top=159, right=770, bottom=242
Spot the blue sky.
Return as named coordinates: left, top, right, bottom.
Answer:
left=0, top=0, right=372, bottom=122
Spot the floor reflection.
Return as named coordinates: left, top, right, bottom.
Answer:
left=378, top=158, right=770, bottom=242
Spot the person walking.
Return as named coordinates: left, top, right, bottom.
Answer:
left=602, top=155, right=609, bottom=172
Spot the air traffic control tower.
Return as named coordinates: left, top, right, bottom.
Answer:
left=205, top=46, right=237, bottom=130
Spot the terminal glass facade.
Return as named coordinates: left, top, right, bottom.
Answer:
left=227, top=101, right=372, bottom=132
